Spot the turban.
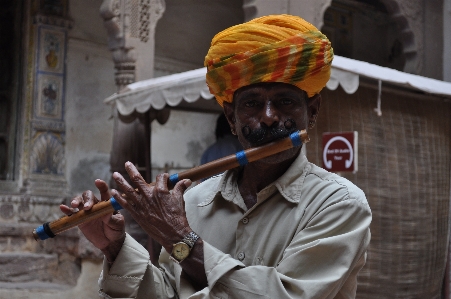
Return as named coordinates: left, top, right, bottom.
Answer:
left=205, top=14, right=334, bottom=107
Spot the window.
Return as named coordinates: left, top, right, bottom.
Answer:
left=0, top=0, right=21, bottom=181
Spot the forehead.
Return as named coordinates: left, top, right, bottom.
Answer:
left=233, top=82, right=306, bottom=102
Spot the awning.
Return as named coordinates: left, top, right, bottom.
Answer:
left=105, top=55, right=451, bottom=116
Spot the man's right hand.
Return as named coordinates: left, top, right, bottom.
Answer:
left=60, top=179, right=126, bottom=264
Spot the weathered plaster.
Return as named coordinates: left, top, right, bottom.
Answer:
left=70, top=155, right=111, bottom=194
left=65, top=38, right=115, bottom=194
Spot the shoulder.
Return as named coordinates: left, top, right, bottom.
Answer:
left=304, top=163, right=369, bottom=208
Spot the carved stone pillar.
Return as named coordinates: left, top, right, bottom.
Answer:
left=100, top=0, right=166, bottom=179
left=100, top=0, right=167, bottom=262
left=100, top=0, right=165, bottom=88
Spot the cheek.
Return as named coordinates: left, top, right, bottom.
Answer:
left=235, top=114, right=259, bottom=129
left=290, top=109, right=309, bottom=128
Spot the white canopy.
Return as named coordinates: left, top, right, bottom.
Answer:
left=105, top=55, right=451, bottom=116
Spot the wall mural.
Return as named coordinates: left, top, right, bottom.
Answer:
left=36, top=75, right=62, bottom=119
left=39, top=28, right=65, bottom=73
left=31, top=25, right=67, bottom=177
left=30, top=132, right=64, bottom=175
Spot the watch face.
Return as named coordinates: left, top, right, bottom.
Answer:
left=172, top=242, right=190, bottom=261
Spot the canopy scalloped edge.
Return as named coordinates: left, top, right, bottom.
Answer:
left=105, top=56, right=451, bottom=115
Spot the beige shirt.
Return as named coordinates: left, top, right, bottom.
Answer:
left=98, top=154, right=372, bottom=299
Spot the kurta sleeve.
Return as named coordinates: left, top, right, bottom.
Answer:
left=191, top=198, right=371, bottom=299
left=98, top=233, right=178, bottom=299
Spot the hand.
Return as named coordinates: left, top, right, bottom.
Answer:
left=60, top=179, right=126, bottom=262
left=111, top=161, right=192, bottom=253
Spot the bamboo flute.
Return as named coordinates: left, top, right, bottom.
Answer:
left=33, top=130, right=309, bottom=241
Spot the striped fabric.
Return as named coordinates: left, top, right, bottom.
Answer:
left=205, top=15, right=334, bottom=107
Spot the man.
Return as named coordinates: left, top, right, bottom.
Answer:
left=63, top=15, right=371, bottom=298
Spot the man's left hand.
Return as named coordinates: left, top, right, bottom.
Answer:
left=111, top=161, right=193, bottom=253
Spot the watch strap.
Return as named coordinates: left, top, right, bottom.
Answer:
left=182, top=231, right=199, bottom=248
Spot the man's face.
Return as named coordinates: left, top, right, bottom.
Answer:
left=223, top=82, right=320, bottom=163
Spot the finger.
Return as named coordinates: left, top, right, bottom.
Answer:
left=155, top=173, right=170, bottom=193
left=111, top=189, right=136, bottom=212
left=172, top=179, right=192, bottom=209
left=81, top=190, right=100, bottom=210
left=105, top=211, right=125, bottom=231
left=182, top=179, right=192, bottom=210
left=124, top=161, right=149, bottom=195
left=60, top=204, right=79, bottom=216
left=95, top=179, right=111, bottom=202
left=112, top=171, right=139, bottom=205
left=70, top=196, right=84, bottom=209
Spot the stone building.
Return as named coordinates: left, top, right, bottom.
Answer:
left=0, top=0, right=450, bottom=298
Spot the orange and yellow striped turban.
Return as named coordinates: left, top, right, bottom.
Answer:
left=205, top=14, right=334, bottom=107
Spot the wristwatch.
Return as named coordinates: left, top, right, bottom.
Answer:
left=170, top=231, right=200, bottom=263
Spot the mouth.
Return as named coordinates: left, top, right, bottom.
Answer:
left=242, top=122, right=298, bottom=147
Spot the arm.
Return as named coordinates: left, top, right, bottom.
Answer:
left=186, top=198, right=371, bottom=299
left=62, top=163, right=208, bottom=298
left=130, top=185, right=370, bottom=299
left=60, top=179, right=126, bottom=264
left=99, top=182, right=370, bottom=299
left=109, top=162, right=208, bottom=290
left=98, top=233, right=180, bottom=299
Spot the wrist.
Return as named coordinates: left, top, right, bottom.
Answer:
left=101, top=234, right=126, bottom=264
left=169, top=231, right=200, bottom=264
left=163, top=226, right=193, bottom=253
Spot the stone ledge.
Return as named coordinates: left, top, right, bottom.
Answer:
left=0, top=253, right=60, bottom=283
left=0, top=281, right=71, bottom=290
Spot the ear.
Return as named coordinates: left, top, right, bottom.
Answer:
left=222, top=101, right=237, bottom=135
left=307, top=94, right=321, bottom=128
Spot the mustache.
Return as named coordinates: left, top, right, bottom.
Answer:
left=242, top=119, right=298, bottom=145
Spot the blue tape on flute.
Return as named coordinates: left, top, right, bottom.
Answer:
left=169, top=173, right=179, bottom=186
left=290, top=131, right=302, bottom=147
left=110, top=197, right=123, bottom=211
left=35, top=224, right=50, bottom=240
left=35, top=222, right=55, bottom=240
left=235, top=150, right=249, bottom=166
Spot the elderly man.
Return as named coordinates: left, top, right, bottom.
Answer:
left=63, top=15, right=371, bottom=298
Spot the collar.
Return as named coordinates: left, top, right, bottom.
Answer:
left=198, top=153, right=310, bottom=208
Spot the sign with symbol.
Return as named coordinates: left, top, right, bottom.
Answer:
left=322, top=131, right=358, bottom=173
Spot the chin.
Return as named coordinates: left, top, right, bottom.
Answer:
left=256, top=147, right=300, bottom=164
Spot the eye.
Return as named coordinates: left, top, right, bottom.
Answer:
left=244, top=100, right=258, bottom=107
left=280, top=98, right=293, bottom=105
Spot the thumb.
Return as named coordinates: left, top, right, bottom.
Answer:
left=95, top=179, right=111, bottom=202
left=173, top=179, right=192, bottom=209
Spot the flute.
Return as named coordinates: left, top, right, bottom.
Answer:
left=33, top=130, right=310, bottom=241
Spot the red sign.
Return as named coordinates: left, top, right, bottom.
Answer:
left=322, top=131, right=358, bottom=173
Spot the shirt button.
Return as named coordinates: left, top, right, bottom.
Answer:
left=237, top=252, right=245, bottom=261
left=242, top=217, right=249, bottom=224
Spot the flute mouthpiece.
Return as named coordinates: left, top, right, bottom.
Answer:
left=300, top=130, right=310, bottom=144
left=32, top=229, right=39, bottom=241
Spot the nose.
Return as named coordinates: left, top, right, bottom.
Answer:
left=260, top=101, right=280, bottom=127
